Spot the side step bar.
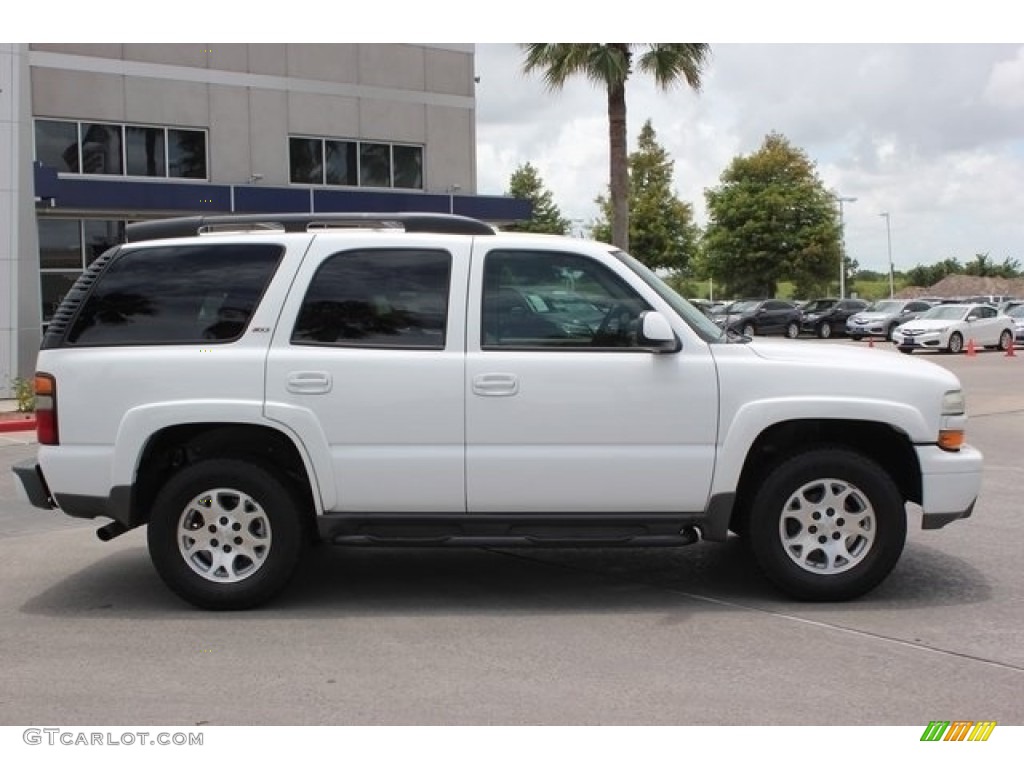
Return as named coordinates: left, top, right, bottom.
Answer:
left=317, top=513, right=704, bottom=548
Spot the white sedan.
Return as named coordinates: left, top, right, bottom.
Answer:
left=893, top=303, right=1015, bottom=354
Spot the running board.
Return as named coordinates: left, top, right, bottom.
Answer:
left=317, top=513, right=704, bottom=548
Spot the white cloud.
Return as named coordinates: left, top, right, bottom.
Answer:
left=476, top=43, right=1024, bottom=270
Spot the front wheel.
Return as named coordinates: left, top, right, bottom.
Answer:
left=747, top=448, right=906, bottom=601
left=948, top=332, right=964, bottom=354
left=817, top=322, right=832, bottom=339
left=742, top=322, right=756, bottom=338
left=147, top=459, right=306, bottom=610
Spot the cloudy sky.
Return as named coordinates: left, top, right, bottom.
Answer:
left=473, top=43, right=1024, bottom=275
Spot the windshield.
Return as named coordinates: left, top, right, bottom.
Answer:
left=803, top=299, right=836, bottom=312
left=1008, top=305, right=1024, bottom=318
left=726, top=300, right=760, bottom=313
left=610, top=250, right=724, bottom=342
left=868, top=300, right=903, bottom=313
left=921, top=305, right=968, bottom=320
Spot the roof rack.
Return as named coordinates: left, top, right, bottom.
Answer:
left=124, top=213, right=496, bottom=242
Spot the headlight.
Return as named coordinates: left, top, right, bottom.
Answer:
left=942, top=390, right=966, bottom=416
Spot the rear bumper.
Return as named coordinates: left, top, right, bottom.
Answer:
left=12, top=460, right=56, bottom=510
left=915, top=444, right=983, bottom=528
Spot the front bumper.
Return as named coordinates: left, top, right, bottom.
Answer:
left=893, top=330, right=945, bottom=349
left=915, top=443, right=983, bottom=528
left=12, top=460, right=56, bottom=510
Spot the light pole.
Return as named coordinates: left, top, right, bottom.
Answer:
left=834, top=195, right=857, bottom=298
left=880, top=212, right=894, bottom=299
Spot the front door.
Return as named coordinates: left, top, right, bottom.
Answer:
left=465, top=246, right=718, bottom=514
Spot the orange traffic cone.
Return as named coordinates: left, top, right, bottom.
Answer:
left=1007, top=341, right=1017, bottom=358
left=966, top=338, right=977, bottom=356
left=868, top=337, right=875, bottom=348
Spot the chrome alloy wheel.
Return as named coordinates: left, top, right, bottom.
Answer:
left=778, top=478, right=876, bottom=574
left=177, top=489, right=273, bottom=583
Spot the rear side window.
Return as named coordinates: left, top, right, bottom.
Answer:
left=291, top=249, right=451, bottom=349
left=66, top=243, right=283, bottom=345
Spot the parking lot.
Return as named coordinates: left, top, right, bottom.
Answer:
left=1, top=337, right=1022, bottom=726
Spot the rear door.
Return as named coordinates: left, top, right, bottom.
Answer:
left=265, top=233, right=470, bottom=513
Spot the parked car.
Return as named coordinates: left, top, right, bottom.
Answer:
left=799, top=298, right=869, bottom=338
left=12, top=212, right=982, bottom=609
left=893, top=303, right=1015, bottom=354
left=846, top=299, right=934, bottom=341
left=1004, top=304, right=1024, bottom=345
left=712, top=299, right=801, bottom=338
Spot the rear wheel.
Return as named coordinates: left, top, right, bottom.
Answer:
left=998, top=329, right=1013, bottom=351
left=147, top=459, right=306, bottom=610
left=747, top=448, right=906, bottom=601
left=785, top=321, right=800, bottom=339
left=948, top=332, right=964, bottom=354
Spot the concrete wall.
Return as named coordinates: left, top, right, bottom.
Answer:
left=1, top=44, right=41, bottom=398
left=27, top=44, right=476, bottom=193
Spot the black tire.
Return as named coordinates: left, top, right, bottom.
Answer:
left=948, top=332, right=963, bottom=354
left=898, top=347, right=913, bottom=354
left=747, top=448, right=906, bottom=601
left=850, top=334, right=862, bottom=342
left=785, top=321, right=800, bottom=339
left=147, top=459, right=306, bottom=610
left=886, top=323, right=898, bottom=341
left=742, top=322, right=756, bottom=338
left=998, top=329, right=1013, bottom=351
left=817, top=322, right=832, bottom=339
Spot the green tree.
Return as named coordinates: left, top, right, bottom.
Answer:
left=963, top=252, right=1021, bottom=278
left=503, top=162, right=571, bottom=235
left=701, top=132, right=838, bottom=297
left=521, top=43, right=711, bottom=252
left=904, top=258, right=962, bottom=287
left=591, top=120, right=699, bottom=273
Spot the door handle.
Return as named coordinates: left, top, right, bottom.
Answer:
left=472, top=373, right=519, bottom=397
left=286, top=371, right=332, bottom=394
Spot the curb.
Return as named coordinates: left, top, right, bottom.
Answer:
left=0, top=417, right=36, bottom=434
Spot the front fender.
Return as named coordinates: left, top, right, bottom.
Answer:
left=710, top=396, right=928, bottom=498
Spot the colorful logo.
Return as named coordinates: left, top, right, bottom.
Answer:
left=921, top=721, right=996, bottom=741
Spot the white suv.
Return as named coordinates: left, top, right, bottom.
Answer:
left=14, top=213, right=983, bottom=609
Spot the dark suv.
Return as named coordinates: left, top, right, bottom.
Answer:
left=799, top=298, right=869, bottom=338
left=712, top=299, right=801, bottom=338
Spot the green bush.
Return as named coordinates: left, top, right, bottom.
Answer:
left=11, top=377, right=36, bottom=413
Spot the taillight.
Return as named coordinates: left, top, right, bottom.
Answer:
left=34, top=373, right=59, bottom=445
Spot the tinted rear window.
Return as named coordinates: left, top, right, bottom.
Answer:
left=66, top=243, right=283, bottom=345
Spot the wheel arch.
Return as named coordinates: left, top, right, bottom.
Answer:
left=728, top=418, right=922, bottom=534
left=129, top=423, right=320, bottom=532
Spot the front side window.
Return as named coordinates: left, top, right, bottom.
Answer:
left=292, top=249, right=451, bottom=349
left=67, top=244, right=283, bottom=345
left=482, top=250, right=651, bottom=349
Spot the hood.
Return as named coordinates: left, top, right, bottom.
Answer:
left=849, top=311, right=894, bottom=322
left=899, top=318, right=958, bottom=332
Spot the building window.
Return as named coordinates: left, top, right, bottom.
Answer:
left=288, top=136, right=423, bottom=190
left=34, top=120, right=208, bottom=180
left=38, top=218, right=126, bottom=323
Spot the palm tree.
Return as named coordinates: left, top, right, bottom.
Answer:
left=521, top=44, right=710, bottom=252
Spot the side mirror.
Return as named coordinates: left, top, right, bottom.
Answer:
left=639, top=311, right=681, bottom=353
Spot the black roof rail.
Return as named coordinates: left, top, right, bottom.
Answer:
left=124, top=213, right=496, bottom=242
